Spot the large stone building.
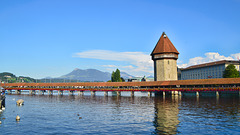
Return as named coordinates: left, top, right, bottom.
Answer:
left=180, top=60, right=240, bottom=80
left=151, top=32, right=179, bottom=81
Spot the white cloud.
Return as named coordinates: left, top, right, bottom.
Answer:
left=178, top=52, right=239, bottom=68
left=231, top=53, right=240, bottom=60
left=74, top=50, right=153, bottom=76
left=75, top=50, right=240, bottom=76
left=122, top=65, right=135, bottom=69
left=102, top=65, right=117, bottom=68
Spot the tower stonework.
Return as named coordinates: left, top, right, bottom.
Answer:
left=151, top=32, right=179, bottom=81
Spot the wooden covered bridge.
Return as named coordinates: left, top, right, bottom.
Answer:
left=1, top=78, right=240, bottom=96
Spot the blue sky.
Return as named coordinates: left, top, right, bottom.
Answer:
left=1, top=0, right=240, bottom=79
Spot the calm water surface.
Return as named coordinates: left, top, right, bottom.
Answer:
left=0, top=92, right=239, bottom=135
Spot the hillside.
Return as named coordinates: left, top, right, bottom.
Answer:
left=0, top=69, right=135, bottom=83
left=0, top=72, right=36, bottom=83
left=59, top=69, right=135, bottom=82
left=60, top=69, right=111, bottom=82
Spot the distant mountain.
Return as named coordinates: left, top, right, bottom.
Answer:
left=147, top=75, right=154, bottom=78
left=59, top=69, right=111, bottom=82
left=42, top=76, right=54, bottom=79
left=0, top=69, right=135, bottom=83
left=58, top=69, right=135, bottom=82
left=121, top=72, right=134, bottom=79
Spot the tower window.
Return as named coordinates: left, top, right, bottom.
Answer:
left=168, top=61, right=169, bottom=64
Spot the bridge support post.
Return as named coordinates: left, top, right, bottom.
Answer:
left=178, top=91, right=182, bottom=96
left=148, top=92, right=152, bottom=97
left=39, top=90, right=45, bottom=95
left=69, top=90, right=74, bottom=95
left=104, top=91, right=108, bottom=96
left=130, top=91, right=134, bottom=97
left=196, top=91, right=199, bottom=97
left=163, top=91, right=166, bottom=96
left=58, top=90, right=63, bottom=95
left=7, top=90, right=12, bottom=94
left=78, top=91, right=84, bottom=95
left=29, top=90, right=36, bottom=95
left=91, top=91, right=96, bottom=96
left=15, top=90, right=21, bottom=94
left=172, top=91, right=178, bottom=95
left=117, top=91, right=121, bottom=96
left=48, top=90, right=53, bottom=95
left=216, top=91, right=219, bottom=97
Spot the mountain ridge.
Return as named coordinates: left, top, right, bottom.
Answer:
left=59, top=68, right=135, bottom=82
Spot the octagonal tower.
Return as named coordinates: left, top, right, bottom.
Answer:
left=151, top=32, right=179, bottom=81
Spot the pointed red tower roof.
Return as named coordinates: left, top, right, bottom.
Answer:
left=151, top=32, right=179, bottom=55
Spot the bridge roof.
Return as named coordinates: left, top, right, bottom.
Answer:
left=151, top=32, right=179, bottom=55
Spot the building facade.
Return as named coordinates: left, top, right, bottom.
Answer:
left=151, top=32, right=179, bottom=81
left=180, top=60, right=240, bottom=80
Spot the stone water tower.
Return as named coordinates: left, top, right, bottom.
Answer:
left=151, top=32, right=179, bottom=81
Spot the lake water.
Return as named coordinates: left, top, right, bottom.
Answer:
left=0, top=92, right=240, bottom=135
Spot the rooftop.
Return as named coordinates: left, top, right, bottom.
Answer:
left=151, top=32, right=179, bottom=55
left=181, top=60, right=240, bottom=71
left=1, top=78, right=240, bottom=87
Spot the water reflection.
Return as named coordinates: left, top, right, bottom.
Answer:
left=152, top=93, right=240, bottom=134
left=153, top=95, right=180, bottom=135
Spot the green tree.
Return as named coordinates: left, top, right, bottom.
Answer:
left=115, top=69, right=121, bottom=82
left=223, top=64, right=240, bottom=78
left=111, top=71, right=115, bottom=82
left=111, top=69, right=122, bottom=82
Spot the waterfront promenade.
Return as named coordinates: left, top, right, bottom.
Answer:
left=1, top=78, right=240, bottom=96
